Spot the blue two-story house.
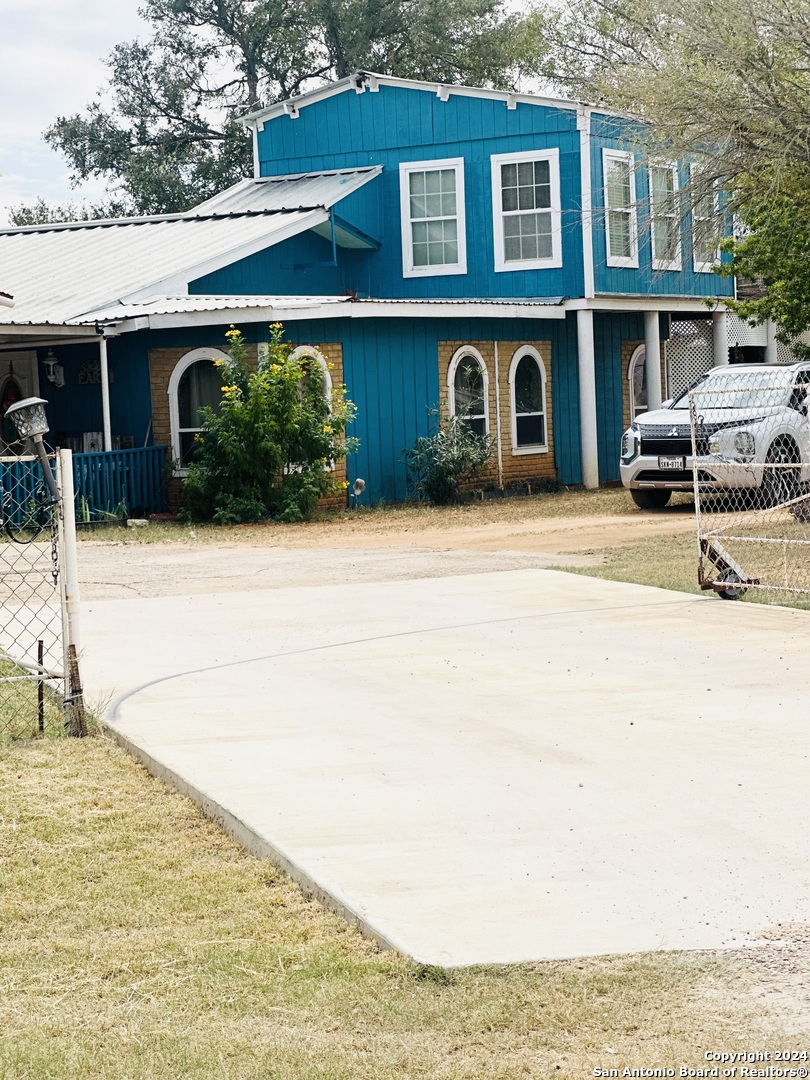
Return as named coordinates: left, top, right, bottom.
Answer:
left=0, top=72, right=737, bottom=510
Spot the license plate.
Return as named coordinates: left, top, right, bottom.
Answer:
left=658, top=455, right=685, bottom=470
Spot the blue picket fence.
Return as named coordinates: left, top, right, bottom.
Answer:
left=72, top=446, right=169, bottom=520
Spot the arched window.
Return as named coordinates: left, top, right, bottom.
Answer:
left=167, top=347, right=229, bottom=469
left=447, top=348, right=488, bottom=436
left=628, top=344, right=647, bottom=421
left=287, top=345, right=333, bottom=400
left=508, top=348, right=548, bottom=453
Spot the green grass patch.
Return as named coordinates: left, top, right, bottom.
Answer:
left=0, top=736, right=777, bottom=1079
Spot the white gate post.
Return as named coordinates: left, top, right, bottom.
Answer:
left=58, top=449, right=81, bottom=654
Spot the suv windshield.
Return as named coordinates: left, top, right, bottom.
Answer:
left=673, top=369, right=795, bottom=410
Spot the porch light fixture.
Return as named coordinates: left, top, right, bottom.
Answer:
left=43, top=349, right=65, bottom=388
left=5, top=397, right=60, bottom=503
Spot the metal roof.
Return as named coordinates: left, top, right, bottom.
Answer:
left=81, top=293, right=567, bottom=331
left=193, top=166, right=381, bottom=214
left=0, top=168, right=381, bottom=327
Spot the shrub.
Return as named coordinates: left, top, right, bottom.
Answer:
left=403, top=409, right=494, bottom=505
left=182, top=324, right=358, bottom=524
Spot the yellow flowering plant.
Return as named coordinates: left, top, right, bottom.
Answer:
left=182, top=323, right=358, bottom=524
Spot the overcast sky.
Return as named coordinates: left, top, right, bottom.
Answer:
left=0, top=0, right=150, bottom=225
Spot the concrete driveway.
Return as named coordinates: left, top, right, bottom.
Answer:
left=81, top=565, right=810, bottom=966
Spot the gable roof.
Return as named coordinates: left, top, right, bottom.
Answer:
left=0, top=167, right=381, bottom=327
left=241, top=72, right=585, bottom=131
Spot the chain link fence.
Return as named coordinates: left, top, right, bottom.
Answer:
left=0, top=451, right=84, bottom=740
left=689, top=369, right=810, bottom=601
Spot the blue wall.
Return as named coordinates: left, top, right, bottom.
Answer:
left=254, top=84, right=585, bottom=301
left=589, top=113, right=734, bottom=299
left=241, top=85, right=734, bottom=305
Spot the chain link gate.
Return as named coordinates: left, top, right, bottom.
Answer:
left=0, top=450, right=84, bottom=739
left=689, top=368, right=810, bottom=602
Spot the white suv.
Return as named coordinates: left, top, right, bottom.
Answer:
left=620, top=362, right=810, bottom=509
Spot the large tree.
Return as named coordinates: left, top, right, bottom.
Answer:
left=34, top=0, right=543, bottom=220
left=538, top=0, right=810, bottom=334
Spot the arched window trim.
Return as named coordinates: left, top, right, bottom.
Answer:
left=447, top=346, right=489, bottom=434
left=508, top=346, right=548, bottom=455
left=167, top=347, right=230, bottom=474
left=628, top=343, right=647, bottom=422
left=287, top=345, right=333, bottom=400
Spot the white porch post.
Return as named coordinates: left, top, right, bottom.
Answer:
left=98, top=335, right=112, bottom=451
left=712, top=310, right=729, bottom=367
left=644, top=310, right=663, bottom=410
left=577, top=309, right=600, bottom=489
left=765, top=319, right=778, bottom=364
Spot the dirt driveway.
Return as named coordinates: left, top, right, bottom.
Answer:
left=77, top=500, right=698, bottom=600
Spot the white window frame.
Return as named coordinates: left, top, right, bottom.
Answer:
left=508, top=347, right=549, bottom=455
left=399, top=157, right=467, bottom=278
left=490, top=149, right=562, bottom=272
left=447, top=346, right=489, bottom=435
left=603, top=149, right=639, bottom=269
left=167, top=346, right=230, bottom=475
left=690, top=164, right=720, bottom=274
left=628, top=344, right=647, bottom=421
left=649, top=162, right=682, bottom=271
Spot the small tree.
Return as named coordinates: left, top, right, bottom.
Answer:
left=403, top=409, right=494, bottom=505
left=182, top=323, right=358, bottom=523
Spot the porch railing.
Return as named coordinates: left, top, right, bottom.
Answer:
left=72, top=445, right=168, bottom=521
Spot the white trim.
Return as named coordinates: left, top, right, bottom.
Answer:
left=649, top=162, right=682, bottom=271
left=121, top=208, right=331, bottom=303
left=288, top=344, right=333, bottom=396
left=490, top=148, right=562, bottom=272
left=577, top=309, right=599, bottom=489
left=690, top=164, right=720, bottom=274
left=447, top=346, right=489, bottom=434
left=399, top=157, right=467, bottom=278
left=241, top=72, right=586, bottom=128
left=567, top=295, right=729, bottom=313
left=508, top=346, right=549, bottom=455
left=602, top=149, right=638, bottom=268
left=167, top=346, right=230, bottom=473
left=493, top=341, right=504, bottom=486
left=578, top=108, right=595, bottom=298
left=628, top=343, right=647, bottom=421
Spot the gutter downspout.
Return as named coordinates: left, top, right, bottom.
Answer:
left=98, top=333, right=112, bottom=451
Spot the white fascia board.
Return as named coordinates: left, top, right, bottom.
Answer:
left=119, top=208, right=330, bottom=304
left=350, top=301, right=567, bottom=320
left=0, top=322, right=100, bottom=338
left=106, top=298, right=567, bottom=331
left=566, top=296, right=729, bottom=313
left=242, top=72, right=593, bottom=128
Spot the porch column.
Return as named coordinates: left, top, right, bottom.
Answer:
left=712, top=310, right=729, bottom=367
left=765, top=319, right=778, bottom=364
left=577, top=309, right=600, bottom=489
left=98, top=335, right=112, bottom=451
left=644, top=310, right=663, bottom=410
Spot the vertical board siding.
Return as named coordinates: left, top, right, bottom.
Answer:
left=257, top=84, right=585, bottom=302
left=593, top=313, right=644, bottom=482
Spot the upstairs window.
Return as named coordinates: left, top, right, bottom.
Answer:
left=399, top=158, right=467, bottom=278
left=491, top=149, right=562, bottom=272
left=509, top=348, right=548, bottom=453
left=691, top=166, right=719, bottom=273
left=649, top=163, right=681, bottom=270
left=448, top=349, right=488, bottom=436
left=603, top=150, right=638, bottom=268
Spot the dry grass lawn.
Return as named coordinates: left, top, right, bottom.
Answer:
left=0, top=736, right=791, bottom=1080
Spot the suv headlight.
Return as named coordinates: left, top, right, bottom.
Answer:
left=734, top=431, right=756, bottom=458
left=621, top=424, right=638, bottom=461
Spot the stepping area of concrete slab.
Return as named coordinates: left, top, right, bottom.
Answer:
left=81, top=569, right=810, bottom=967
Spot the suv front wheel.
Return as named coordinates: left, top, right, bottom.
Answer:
left=630, top=489, right=672, bottom=510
